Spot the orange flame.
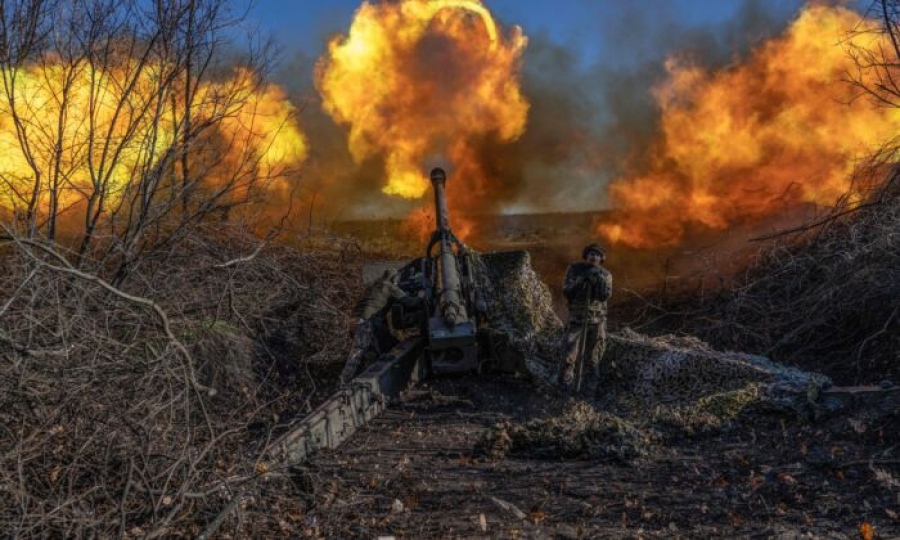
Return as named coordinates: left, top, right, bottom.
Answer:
left=315, top=0, right=528, bottom=236
left=0, top=60, right=306, bottom=223
left=598, top=5, right=898, bottom=248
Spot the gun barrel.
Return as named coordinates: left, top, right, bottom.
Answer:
left=430, top=167, right=452, bottom=233
left=429, top=168, right=468, bottom=326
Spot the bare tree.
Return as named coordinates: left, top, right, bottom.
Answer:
left=0, top=0, right=297, bottom=284
left=0, top=2, right=322, bottom=537
left=844, top=0, right=900, bottom=110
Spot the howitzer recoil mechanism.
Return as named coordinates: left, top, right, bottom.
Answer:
left=269, top=168, right=523, bottom=465
left=420, top=167, right=484, bottom=375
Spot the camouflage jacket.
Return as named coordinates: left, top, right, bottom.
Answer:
left=563, top=262, right=612, bottom=323
left=353, top=278, right=407, bottom=320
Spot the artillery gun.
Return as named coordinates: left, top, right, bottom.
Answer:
left=271, top=168, right=530, bottom=464
left=266, top=167, right=880, bottom=481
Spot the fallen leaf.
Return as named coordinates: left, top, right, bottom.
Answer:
left=255, top=462, right=268, bottom=474
left=859, top=521, right=874, bottom=540
left=402, top=492, right=419, bottom=510
left=778, top=473, right=797, bottom=486
left=749, top=474, right=764, bottom=490
left=478, top=513, right=487, bottom=532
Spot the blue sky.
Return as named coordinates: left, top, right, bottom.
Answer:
left=247, top=0, right=810, bottom=67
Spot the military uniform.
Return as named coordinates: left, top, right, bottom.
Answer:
left=341, top=272, right=407, bottom=384
left=560, top=254, right=612, bottom=400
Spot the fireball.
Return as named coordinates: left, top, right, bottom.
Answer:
left=316, top=0, right=529, bottom=220
left=598, top=5, right=900, bottom=248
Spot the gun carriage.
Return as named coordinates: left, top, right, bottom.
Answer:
left=271, top=168, right=526, bottom=464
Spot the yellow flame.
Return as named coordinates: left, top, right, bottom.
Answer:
left=408, top=0, right=499, bottom=45
left=599, top=5, right=900, bottom=248
left=316, top=0, right=528, bottom=202
left=0, top=60, right=307, bottom=219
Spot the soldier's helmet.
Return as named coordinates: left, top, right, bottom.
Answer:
left=582, top=243, right=605, bottom=261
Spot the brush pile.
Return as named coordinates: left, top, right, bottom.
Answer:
left=634, top=166, right=900, bottom=385
left=0, top=226, right=359, bottom=537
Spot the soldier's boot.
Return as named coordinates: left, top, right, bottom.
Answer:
left=577, top=361, right=601, bottom=402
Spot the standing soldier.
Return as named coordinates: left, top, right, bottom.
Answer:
left=559, top=243, right=612, bottom=400
left=341, top=269, right=407, bottom=385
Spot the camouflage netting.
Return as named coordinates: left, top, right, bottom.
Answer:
left=475, top=402, right=655, bottom=462
left=605, top=329, right=831, bottom=412
left=471, top=250, right=563, bottom=378
left=469, top=250, right=833, bottom=444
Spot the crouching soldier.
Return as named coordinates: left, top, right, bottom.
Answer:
left=341, top=269, right=407, bottom=385
left=559, top=243, right=612, bottom=400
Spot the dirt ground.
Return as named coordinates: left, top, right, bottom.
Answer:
left=286, top=375, right=900, bottom=539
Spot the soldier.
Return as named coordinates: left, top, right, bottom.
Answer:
left=340, top=269, right=407, bottom=385
left=559, top=243, right=612, bottom=400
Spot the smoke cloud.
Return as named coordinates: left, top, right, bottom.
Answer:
left=273, top=1, right=808, bottom=225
